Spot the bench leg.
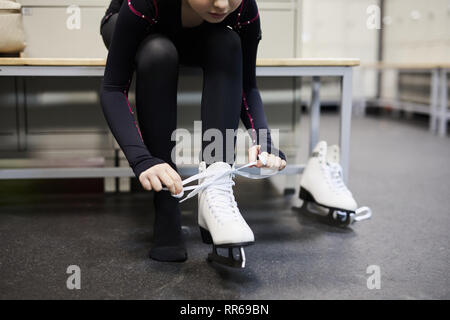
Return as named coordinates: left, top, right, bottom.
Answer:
left=430, top=69, right=439, bottom=133
left=119, top=157, right=131, bottom=192
left=340, top=68, right=353, bottom=184
left=104, top=156, right=116, bottom=193
left=438, top=69, right=448, bottom=137
left=309, top=76, right=321, bottom=156
left=15, top=77, right=27, bottom=151
left=104, top=135, right=119, bottom=193
left=283, top=76, right=302, bottom=195
left=392, top=69, right=402, bottom=119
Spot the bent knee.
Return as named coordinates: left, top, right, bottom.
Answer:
left=206, top=26, right=242, bottom=54
left=135, top=35, right=178, bottom=71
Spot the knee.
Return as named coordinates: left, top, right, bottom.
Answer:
left=204, top=27, right=242, bottom=69
left=100, top=13, right=118, bottom=50
left=135, top=35, right=178, bottom=72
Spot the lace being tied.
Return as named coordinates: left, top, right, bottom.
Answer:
left=162, top=153, right=279, bottom=203
left=204, top=171, right=239, bottom=222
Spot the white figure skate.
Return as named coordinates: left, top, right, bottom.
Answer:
left=197, top=161, right=254, bottom=268
left=299, top=141, right=372, bottom=227
left=163, top=153, right=278, bottom=268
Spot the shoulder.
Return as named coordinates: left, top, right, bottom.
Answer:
left=238, top=0, right=260, bottom=25
left=126, top=0, right=160, bottom=25
left=242, top=0, right=259, bottom=18
left=104, top=0, right=124, bottom=17
left=225, top=0, right=260, bottom=31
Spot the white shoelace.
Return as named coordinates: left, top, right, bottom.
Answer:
left=202, top=172, right=239, bottom=223
left=327, top=162, right=353, bottom=197
left=163, top=154, right=279, bottom=203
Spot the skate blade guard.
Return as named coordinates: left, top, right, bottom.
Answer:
left=299, top=187, right=372, bottom=227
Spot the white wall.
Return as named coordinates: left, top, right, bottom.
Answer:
left=300, top=0, right=379, bottom=101
left=383, top=0, right=450, bottom=64
left=17, top=0, right=302, bottom=59
left=382, top=0, right=450, bottom=99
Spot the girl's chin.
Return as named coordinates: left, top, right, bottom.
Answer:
left=205, top=14, right=228, bottom=22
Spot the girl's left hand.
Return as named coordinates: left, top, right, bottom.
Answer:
left=248, top=145, right=287, bottom=171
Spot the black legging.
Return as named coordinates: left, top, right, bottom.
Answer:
left=100, top=12, right=243, bottom=262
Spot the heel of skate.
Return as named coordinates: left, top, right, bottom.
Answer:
left=199, top=226, right=213, bottom=244
left=299, top=187, right=315, bottom=201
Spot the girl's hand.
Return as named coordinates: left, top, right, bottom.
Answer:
left=248, top=145, right=287, bottom=171
left=139, top=163, right=183, bottom=195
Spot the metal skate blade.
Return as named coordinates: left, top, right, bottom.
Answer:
left=295, top=200, right=356, bottom=228
left=207, top=246, right=247, bottom=268
left=306, top=202, right=329, bottom=216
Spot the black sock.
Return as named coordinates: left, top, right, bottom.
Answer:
left=149, top=190, right=187, bottom=262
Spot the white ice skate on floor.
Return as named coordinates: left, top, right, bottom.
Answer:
left=299, top=141, right=372, bottom=226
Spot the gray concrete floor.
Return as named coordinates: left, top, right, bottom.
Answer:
left=0, top=111, right=449, bottom=299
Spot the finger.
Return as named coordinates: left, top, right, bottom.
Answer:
left=255, top=159, right=264, bottom=168
left=141, top=175, right=152, bottom=191
left=166, top=167, right=182, bottom=183
left=266, top=154, right=276, bottom=168
left=280, top=160, right=287, bottom=170
left=166, top=169, right=183, bottom=194
left=249, top=145, right=261, bottom=165
left=273, top=156, right=282, bottom=169
left=149, top=175, right=162, bottom=192
left=258, top=151, right=269, bottom=166
left=158, top=171, right=176, bottom=194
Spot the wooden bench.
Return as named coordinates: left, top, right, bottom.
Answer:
left=0, top=57, right=360, bottom=189
left=359, top=62, right=449, bottom=137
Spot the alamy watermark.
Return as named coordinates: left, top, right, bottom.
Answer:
left=66, top=5, right=81, bottom=30
left=366, top=265, right=381, bottom=290
left=170, top=121, right=281, bottom=165
left=66, top=265, right=81, bottom=290
left=367, top=4, right=395, bottom=30
left=366, top=5, right=381, bottom=30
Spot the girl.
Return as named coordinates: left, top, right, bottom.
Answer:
left=100, top=0, right=287, bottom=263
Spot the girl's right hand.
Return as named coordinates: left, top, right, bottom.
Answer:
left=138, top=163, right=183, bottom=196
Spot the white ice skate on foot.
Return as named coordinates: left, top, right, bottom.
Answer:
left=162, top=155, right=276, bottom=268
left=299, top=141, right=372, bottom=227
left=197, top=161, right=254, bottom=268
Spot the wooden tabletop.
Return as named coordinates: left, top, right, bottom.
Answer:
left=0, top=57, right=361, bottom=67
left=361, top=62, right=450, bottom=69
left=0, top=58, right=106, bottom=66
left=257, top=58, right=360, bottom=66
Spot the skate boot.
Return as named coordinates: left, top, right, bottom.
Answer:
left=197, top=162, right=254, bottom=268
left=162, top=154, right=275, bottom=268
left=299, top=141, right=371, bottom=227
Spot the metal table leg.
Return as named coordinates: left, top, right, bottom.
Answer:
left=309, top=76, right=321, bottom=155
left=438, top=69, right=448, bottom=137
left=340, top=67, right=353, bottom=184
left=430, top=68, right=440, bottom=133
left=15, top=77, right=27, bottom=151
